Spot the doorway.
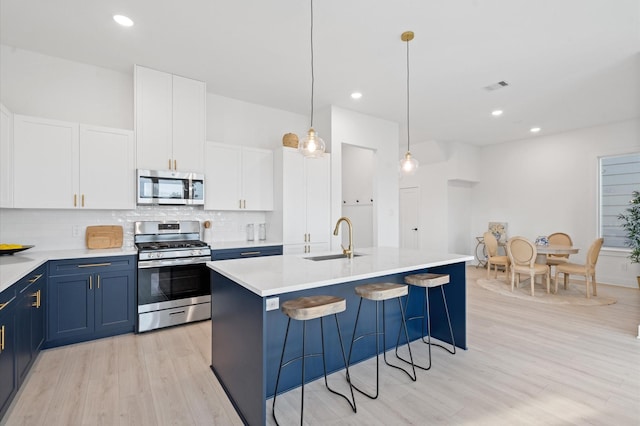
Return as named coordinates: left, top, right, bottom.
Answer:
left=341, top=144, right=374, bottom=248
left=400, top=186, right=420, bottom=249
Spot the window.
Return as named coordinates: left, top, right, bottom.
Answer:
left=600, top=153, right=640, bottom=248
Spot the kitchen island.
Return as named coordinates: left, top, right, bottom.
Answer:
left=207, top=247, right=473, bottom=426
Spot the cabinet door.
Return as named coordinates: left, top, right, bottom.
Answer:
left=204, top=142, right=242, bottom=210
left=13, top=115, right=79, bottom=208
left=0, top=104, right=13, bottom=208
left=48, top=275, right=94, bottom=341
left=242, top=147, right=274, bottom=211
left=0, top=303, right=16, bottom=419
left=135, top=65, right=173, bottom=170
left=282, top=149, right=307, bottom=244
left=79, top=124, right=135, bottom=209
left=94, top=269, right=135, bottom=333
left=172, top=75, right=206, bottom=172
left=304, top=154, right=331, bottom=245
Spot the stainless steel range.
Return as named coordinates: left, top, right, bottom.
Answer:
left=134, top=220, right=211, bottom=332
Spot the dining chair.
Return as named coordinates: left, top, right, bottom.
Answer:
left=554, top=238, right=604, bottom=298
left=506, top=236, right=550, bottom=296
left=546, top=232, right=573, bottom=272
left=483, top=232, right=509, bottom=279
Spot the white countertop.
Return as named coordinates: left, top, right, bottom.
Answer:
left=207, top=247, right=474, bottom=297
left=0, top=247, right=137, bottom=293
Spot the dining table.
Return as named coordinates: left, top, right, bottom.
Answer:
left=534, top=244, right=579, bottom=288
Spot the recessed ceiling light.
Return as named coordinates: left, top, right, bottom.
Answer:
left=491, top=110, right=503, bottom=116
left=350, top=92, right=362, bottom=100
left=113, top=15, right=134, bottom=27
left=530, top=127, right=541, bottom=133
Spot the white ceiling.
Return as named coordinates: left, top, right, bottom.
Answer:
left=1, top=0, right=639, bottom=146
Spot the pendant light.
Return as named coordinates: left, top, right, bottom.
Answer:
left=298, top=0, right=326, bottom=158
left=399, top=31, right=419, bottom=175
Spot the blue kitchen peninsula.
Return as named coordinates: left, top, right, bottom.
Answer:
left=208, top=247, right=473, bottom=426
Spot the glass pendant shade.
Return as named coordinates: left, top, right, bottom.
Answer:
left=400, top=151, right=419, bottom=175
left=298, top=128, right=326, bottom=158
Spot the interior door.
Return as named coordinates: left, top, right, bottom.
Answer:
left=400, top=187, right=420, bottom=249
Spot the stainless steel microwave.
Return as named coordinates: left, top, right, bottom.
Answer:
left=137, top=169, right=205, bottom=205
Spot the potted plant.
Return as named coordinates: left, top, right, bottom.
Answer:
left=618, top=190, right=640, bottom=289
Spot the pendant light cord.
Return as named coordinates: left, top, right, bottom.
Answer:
left=310, top=0, right=315, bottom=128
left=406, top=37, right=410, bottom=152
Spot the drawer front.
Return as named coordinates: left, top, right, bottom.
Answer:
left=49, top=255, right=135, bottom=276
left=211, top=245, right=283, bottom=261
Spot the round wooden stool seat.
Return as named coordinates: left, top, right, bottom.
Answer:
left=281, top=295, right=346, bottom=321
left=404, top=273, right=450, bottom=288
left=355, top=283, right=408, bottom=301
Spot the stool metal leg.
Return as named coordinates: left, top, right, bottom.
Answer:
left=273, top=315, right=356, bottom=426
left=348, top=296, right=416, bottom=400
left=396, top=285, right=456, bottom=372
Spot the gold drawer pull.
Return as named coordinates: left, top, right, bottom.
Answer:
left=240, top=251, right=261, bottom=256
left=0, top=325, right=4, bottom=351
left=28, top=274, right=43, bottom=283
left=78, top=263, right=112, bottom=268
left=0, top=303, right=6, bottom=311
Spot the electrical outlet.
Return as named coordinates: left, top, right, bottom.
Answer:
left=72, top=225, right=81, bottom=237
left=266, top=297, right=279, bottom=311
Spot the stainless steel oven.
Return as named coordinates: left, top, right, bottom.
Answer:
left=135, top=220, right=211, bottom=332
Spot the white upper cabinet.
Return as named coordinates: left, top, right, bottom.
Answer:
left=281, top=147, right=330, bottom=254
left=0, top=104, right=13, bottom=207
left=79, top=124, right=135, bottom=209
left=204, top=142, right=273, bottom=211
left=13, top=115, right=134, bottom=209
left=135, top=65, right=206, bottom=172
left=14, top=115, right=79, bottom=209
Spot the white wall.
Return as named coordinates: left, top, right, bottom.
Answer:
left=473, top=119, right=640, bottom=287
left=0, top=45, right=308, bottom=250
left=319, top=106, right=400, bottom=249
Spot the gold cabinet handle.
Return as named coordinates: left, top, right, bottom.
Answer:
left=82, top=194, right=85, bottom=207
left=32, top=290, right=41, bottom=308
left=97, top=275, right=100, bottom=289
left=239, top=199, right=242, bottom=209
left=74, top=194, right=77, bottom=207
left=1, top=325, right=4, bottom=352
left=174, top=159, right=177, bottom=170
left=169, top=159, right=172, bottom=169
left=0, top=303, right=6, bottom=311
left=89, top=275, right=92, bottom=290
left=240, top=251, right=261, bottom=256
left=78, top=263, right=112, bottom=268
left=28, top=274, right=43, bottom=284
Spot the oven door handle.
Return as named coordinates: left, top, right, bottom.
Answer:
left=137, top=257, right=210, bottom=269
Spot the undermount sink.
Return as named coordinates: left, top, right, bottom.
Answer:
left=304, top=253, right=364, bottom=261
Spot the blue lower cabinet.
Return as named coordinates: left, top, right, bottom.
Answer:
left=0, top=293, right=16, bottom=420
left=47, top=256, right=136, bottom=348
left=15, top=265, right=46, bottom=387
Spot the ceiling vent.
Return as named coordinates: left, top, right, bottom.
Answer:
left=483, top=81, right=509, bottom=91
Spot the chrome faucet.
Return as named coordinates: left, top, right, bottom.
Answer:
left=333, top=216, right=354, bottom=258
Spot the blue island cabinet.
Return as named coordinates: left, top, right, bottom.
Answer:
left=47, top=255, right=136, bottom=348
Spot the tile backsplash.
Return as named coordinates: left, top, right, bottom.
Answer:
left=0, top=207, right=267, bottom=251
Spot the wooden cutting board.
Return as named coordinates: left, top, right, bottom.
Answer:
left=86, top=225, right=123, bottom=249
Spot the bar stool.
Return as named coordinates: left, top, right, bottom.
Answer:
left=347, top=283, right=416, bottom=399
left=272, top=295, right=356, bottom=425
left=397, top=273, right=455, bottom=371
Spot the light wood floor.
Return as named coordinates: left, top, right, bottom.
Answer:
left=3, top=267, right=639, bottom=425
